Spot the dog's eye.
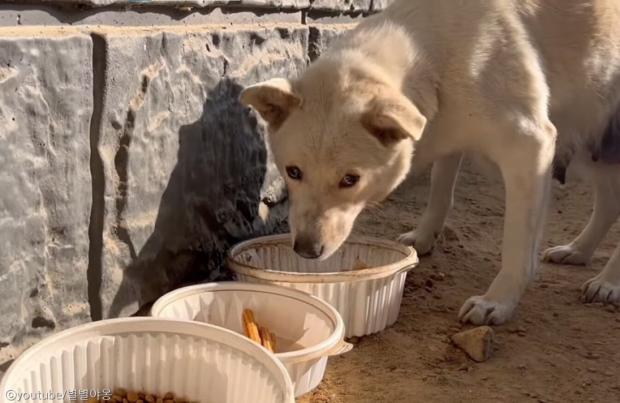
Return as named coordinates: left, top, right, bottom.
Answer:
left=286, top=166, right=303, bottom=181
left=339, top=174, right=360, bottom=188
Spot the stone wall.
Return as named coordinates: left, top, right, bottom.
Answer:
left=0, top=0, right=391, bottom=374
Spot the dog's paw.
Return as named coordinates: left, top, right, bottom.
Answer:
left=542, top=244, right=590, bottom=265
left=581, top=274, right=620, bottom=306
left=397, top=229, right=437, bottom=255
left=458, top=295, right=516, bottom=325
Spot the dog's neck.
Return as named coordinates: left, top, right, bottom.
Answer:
left=322, top=16, right=439, bottom=122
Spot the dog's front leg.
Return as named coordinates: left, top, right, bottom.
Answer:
left=459, top=123, right=555, bottom=325
left=398, top=153, right=463, bottom=254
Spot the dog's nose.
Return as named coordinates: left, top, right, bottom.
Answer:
left=293, top=236, right=324, bottom=259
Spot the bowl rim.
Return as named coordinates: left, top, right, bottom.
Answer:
left=0, top=317, right=295, bottom=402
left=150, top=281, right=346, bottom=364
left=226, top=234, right=419, bottom=283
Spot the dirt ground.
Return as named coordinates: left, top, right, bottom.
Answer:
left=299, top=158, right=620, bottom=403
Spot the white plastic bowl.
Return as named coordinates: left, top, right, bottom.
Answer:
left=0, top=318, right=294, bottom=403
left=227, top=234, right=418, bottom=337
left=150, top=282, right=349, bottom=397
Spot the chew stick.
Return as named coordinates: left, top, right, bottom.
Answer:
left=259, top=326, right=274, bottom=353
left=242, top=309, right=261, bottom=344
left=270, top=331, right=277, bottom=353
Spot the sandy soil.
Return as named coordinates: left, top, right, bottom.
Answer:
left=299, top=159, right=620, bottom=403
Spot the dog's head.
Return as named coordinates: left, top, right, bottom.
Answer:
left=241, top=62, right=426, bottom=260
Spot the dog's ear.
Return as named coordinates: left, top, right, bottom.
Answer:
left=361, top=94, right=427, bottom=146
left=240, top=78, right=302, bottom=129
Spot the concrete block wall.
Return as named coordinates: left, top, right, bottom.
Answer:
left=0, top=0, right=392, bottom=374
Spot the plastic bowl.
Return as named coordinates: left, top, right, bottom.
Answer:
left=227, top=234, right=418, bottom=337
left=0, top=317, right=294, bottom=403
left=150, top=282, right=349, bottom=397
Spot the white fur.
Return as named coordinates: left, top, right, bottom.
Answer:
left=241, top=0, right=620, bottom=324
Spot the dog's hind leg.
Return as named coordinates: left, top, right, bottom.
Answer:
left=581, top=168, right=620, bottom=305
left=543, top=168, right=620, bottom=265
left=398, top=153, right=463, bottom=255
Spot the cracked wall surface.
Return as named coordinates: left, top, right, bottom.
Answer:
left=0, top=0, right=390, bottom=374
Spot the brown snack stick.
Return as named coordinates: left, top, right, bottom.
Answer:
left=259, top=326, right=274, bottom=353
left=270, top=331, right=277, bottom=353
left=242, top=309, right=262, bottom=344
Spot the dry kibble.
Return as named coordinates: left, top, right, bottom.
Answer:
left=127, top=391, right=139, bottom=402
left=115, top=388, right=128, bottom=398
left=103, top=389, right=192, bottom=403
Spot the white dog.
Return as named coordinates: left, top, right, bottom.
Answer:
left=240, top=0, right=620, bottom=325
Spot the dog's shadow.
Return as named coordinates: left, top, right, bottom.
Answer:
left=107, top=79, right=287, bottom=318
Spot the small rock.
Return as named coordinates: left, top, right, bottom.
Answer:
left=606, top=305, right=617, bottom=313
left=517, top=364, right=527, bottom=370
left=451, top=326, right=495, bottom=362
left=457, top=364, right=470, bottom=372
left=430, top=272, right=446, bottom=281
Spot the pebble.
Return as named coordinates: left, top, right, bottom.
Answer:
left=430, top=272, right=446, bottom=281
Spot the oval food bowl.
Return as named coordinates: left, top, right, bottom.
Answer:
left=227, top=234, right=419, bottom=337
left=0, top=317, right=294, bottom=403
left=150, top=282, right=349, bottom=397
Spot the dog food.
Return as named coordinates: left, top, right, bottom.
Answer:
left=451, top=326, right=495, bottom=362
left=90, top=388, right=197, bottom=403
left=353, top=258, right=370, bottom=270
left=242, top=309, right=277, bottom=353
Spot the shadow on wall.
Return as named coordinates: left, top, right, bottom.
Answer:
left=108, top=78, right=287, bottom=318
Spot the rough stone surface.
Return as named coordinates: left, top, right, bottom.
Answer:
left=0, top=0, right=359, bottom=376
left=0, top=29, right=93, bottom=355
left=13, top=0, right=312, bottom=9
left=451, top=326, right=496, bottom=362
left=308, top=23, right=350, bottom=61
left=96, top=25, right=308, bottom=319
left=310, top=0, right=370, bottom=12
